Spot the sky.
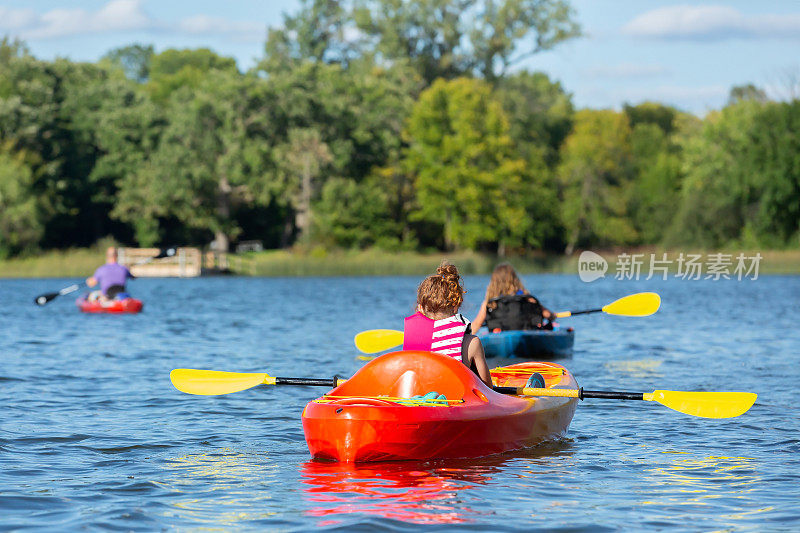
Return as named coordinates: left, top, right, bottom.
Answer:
left=1, top=0, right=799, bottom=114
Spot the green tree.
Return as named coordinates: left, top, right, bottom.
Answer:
left=0, top=40, right=129, bottom=248
left=404, top=77, right=529, bottom=252
left=727, top=83, right=768, bottom=106
left=627, top=123, right=682, bottom=243
left=747, top=100, right=800, bottom=244
left=668, top=102, right=760, bottom=247
left=263, top=0, right=359, bottom=70
left=672, top=99, right=800, bottom=247
left=102, top=44, right=154, bottom=83
left=263, top=0, right=580, bottom=84
left=495, top=71, right=574, bottom=167
left=623, top=101, right=677, bottom=135
left=0, top=142, right=43, bottom=256
left=147, top=48, right=239, bottom=102
left=454, top=71, right=573, bottom=251
left=0, top=41, right=61, bottom=244
left=623, top=102, right=684, bottom=244
left=312, top=176, right=399, bottom=248
left=82, top=76, right=166, bottom=245
left=557, top=109, right=636, bottom=253
left=353, top=0, right=580, bottom=83
left=255, top=59, right=419, bottom=246
left=113, top=70, right=272, bottom=248
left=274, top=128, right=334, bottom=243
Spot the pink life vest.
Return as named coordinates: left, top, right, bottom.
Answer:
left=403, top=312, right=470, bottom=360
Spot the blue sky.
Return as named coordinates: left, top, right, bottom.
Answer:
left=1, top=0, right=799, bottom=114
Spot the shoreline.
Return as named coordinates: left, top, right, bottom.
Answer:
left=1, top=247, right=798, bottom=278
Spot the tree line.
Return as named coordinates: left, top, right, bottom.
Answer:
left=1, top=0, right=798, bottom=259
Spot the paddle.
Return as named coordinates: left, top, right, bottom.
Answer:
left=34, top=283, right=84, bottom=306
left=170, top=368, right=345, bottom=396
left=170, top=368, right=756, bottom=419
left=492, top=386, right=756, bottom=419
left=354, top=329, right=405, bottom=355
left=353, top=292, right=661, bottom=353
left=34, top=247, right=177, bottom=306
left=554, top=292, right=661, bottom=318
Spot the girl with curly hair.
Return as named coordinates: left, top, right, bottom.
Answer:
left=402, top=262, right=492, bottom=385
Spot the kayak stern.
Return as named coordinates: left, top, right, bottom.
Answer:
left=302, top=351, right=577, bottom=463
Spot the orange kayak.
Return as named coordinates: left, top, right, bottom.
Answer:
left=302, top=350, right=577, bottom=463
left=76, top=297, right=143, bottom=314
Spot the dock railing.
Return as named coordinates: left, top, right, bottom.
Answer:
left=119, top=247, right=202, bottom=277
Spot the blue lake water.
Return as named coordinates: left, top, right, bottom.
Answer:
left=1, top=274, right=799, bottom=530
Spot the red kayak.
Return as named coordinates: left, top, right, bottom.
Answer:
left=302, top=350, right=577, bottom=463
left=76, top=297, right=143, bottom=314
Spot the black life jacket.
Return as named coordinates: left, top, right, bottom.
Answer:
left=484, top=294, right=544, bottom=331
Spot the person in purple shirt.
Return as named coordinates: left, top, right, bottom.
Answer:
left=86, top=247, right=134, bottom=301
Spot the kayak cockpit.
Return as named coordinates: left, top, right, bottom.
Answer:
left=326, top=350, right=489, bottom=404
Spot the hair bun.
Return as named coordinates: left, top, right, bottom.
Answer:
left=417, top=262, right=465, bottom=314
left=436, top=262, right=459, bottom=281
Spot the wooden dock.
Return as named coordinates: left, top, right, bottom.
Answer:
left=119, top=247, right=202, bottom=277
left=116, top=247, right=256, bottom=277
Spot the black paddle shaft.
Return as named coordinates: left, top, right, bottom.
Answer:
left=269, top=378, right=648, bottom=400
left=492, top=386, right=644, bottom=401
left=275, top=376, right=341, bottom=387
left=568, top=308, right=603, bottom=316
left=581, top=389, right=644, bottom=400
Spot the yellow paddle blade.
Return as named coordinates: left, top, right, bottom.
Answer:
left=644, top=390, right=757, bottom=418
left=170, top=369, right=275, bottom=396
left=602, top=292, right=661, bottom=317
left=354, top=329, right=404, bottom=354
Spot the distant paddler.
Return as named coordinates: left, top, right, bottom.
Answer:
left=86, top=247, right=135, bottom=302
left=472, top=263, right=555, bottom=332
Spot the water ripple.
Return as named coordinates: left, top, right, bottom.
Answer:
left=0, top=276, right=798, bottom=530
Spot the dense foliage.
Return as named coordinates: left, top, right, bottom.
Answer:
left=0, top=1, right=798, bottom=257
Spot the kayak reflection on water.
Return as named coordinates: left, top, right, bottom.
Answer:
left=301, top=459, right=492, bottom=525
left=301, top=442, right=574, bottom=526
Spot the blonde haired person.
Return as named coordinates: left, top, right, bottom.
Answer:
left=472, top=263, right=554, bottom=332
left=403, top=262, right=492, bottom=386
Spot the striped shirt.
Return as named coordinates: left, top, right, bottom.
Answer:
left=403, top=312, right=470, bottom=361
left=430, top=314, right=470, bottom=358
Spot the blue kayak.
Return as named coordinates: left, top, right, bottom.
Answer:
left=478, top=327, right=575, bottom=359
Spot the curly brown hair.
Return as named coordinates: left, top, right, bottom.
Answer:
left=485, top=263, right=526, bottom=309
left=416, top=262, right=465, bottom=317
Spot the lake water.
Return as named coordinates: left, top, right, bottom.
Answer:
left=1, top=274, right=799, bottom=530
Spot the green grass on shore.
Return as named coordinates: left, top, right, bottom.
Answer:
left=230, top=248, right=800, bottom=277
left=0, top=248, right=105, bottom=278
left=1, top=247, right=798, bottom=278
left=227, top=249, right=569, bottom=277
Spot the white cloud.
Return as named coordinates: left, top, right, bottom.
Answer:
left=0, top=7, right=38, bottom=31
left=586, top=63, right=669, bottom=79
left=177, top=15, right=265, bottom=42
left=13, top=0, right=154, bottom=40
left=0, top=0, right=264, bottom=43
left=623, top=4, right=800, bottom=41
